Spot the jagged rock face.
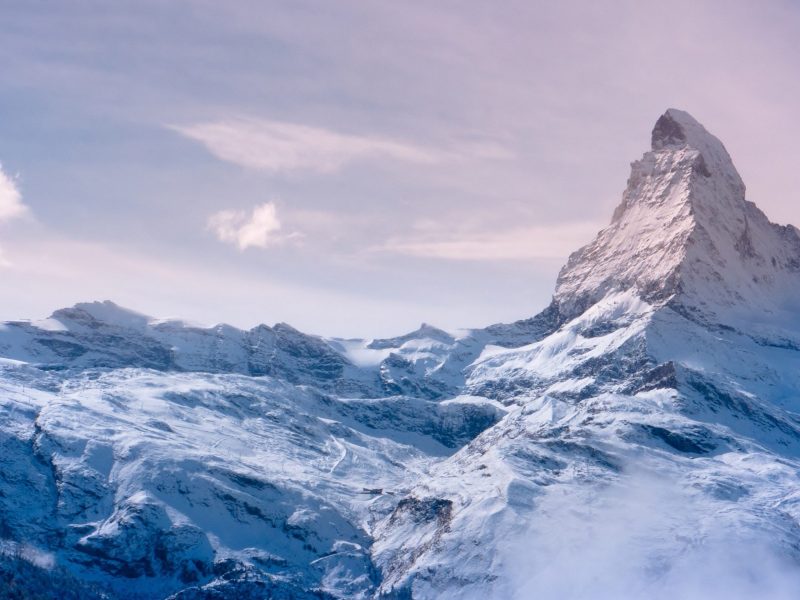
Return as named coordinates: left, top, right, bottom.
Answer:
left=2, top=110, right=800, bottom=599
left=553, top=109, right=800, bottom=332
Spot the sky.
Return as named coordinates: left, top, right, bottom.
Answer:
left=1, top=0, right=799, bottom=337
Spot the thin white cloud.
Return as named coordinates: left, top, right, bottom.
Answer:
left=377, top=221, right=604, bottom=261
left=0, top=164, right=26, bottom=222
left=208, top=201, right=283, bottom=250
left=171, top=118, right=446, bottom=174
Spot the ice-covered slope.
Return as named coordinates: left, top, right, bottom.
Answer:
left=0, top=363, right=502, bottom=598
left=2, top=109, right=800, bottom=599
left=373, top=289, right=800, bottom=597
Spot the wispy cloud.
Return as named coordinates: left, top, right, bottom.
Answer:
left=376, top=221, right=603, bottom=261
left=208, top=201, right=285, bottom=250
left=0, top=164, right=26, bottom=222
left=171, top=118, right=447, bottom=174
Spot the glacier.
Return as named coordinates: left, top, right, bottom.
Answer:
left=2, top=109, right=800, bottom=598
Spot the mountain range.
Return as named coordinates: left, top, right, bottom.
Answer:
left=2, top=109, right=800, bottom=599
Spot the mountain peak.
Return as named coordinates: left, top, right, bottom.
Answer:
left=650, top=109, right=743, bottom=190
left=552, top=109, right=800, bottom=331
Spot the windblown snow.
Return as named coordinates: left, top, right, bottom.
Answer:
left=2, top=109, right=800, bottom=599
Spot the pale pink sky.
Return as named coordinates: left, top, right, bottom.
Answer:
left=0, top=1, right=798, bottom=336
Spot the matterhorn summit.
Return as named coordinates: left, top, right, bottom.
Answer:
left=555, top=109, right=800, bottom=335
left=2, top=111, right=800, bottom=599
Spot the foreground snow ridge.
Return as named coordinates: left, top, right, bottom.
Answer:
left=2, top=109, right=800, bottom=599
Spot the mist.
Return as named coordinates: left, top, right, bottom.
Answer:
left=497, top=469, right=800, bottom=599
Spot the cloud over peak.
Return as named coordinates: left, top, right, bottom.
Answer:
left=208, top=201, right=283, bottom=250
left=0, top=164, right=26, bottom=222
left=0, top=163, right=29, bottom=268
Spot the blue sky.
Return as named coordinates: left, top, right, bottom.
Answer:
left=1, top=0, right=799, bottom=336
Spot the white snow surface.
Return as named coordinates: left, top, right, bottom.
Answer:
left=2, top=109, right=800, bottom=599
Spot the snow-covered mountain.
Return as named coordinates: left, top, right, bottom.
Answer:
left=554, top=109, right=800, bottom=337
left=2, top=109, right=800, bottom=599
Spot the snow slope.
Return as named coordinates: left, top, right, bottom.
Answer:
left=2, top=109, right=800, bottom=599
